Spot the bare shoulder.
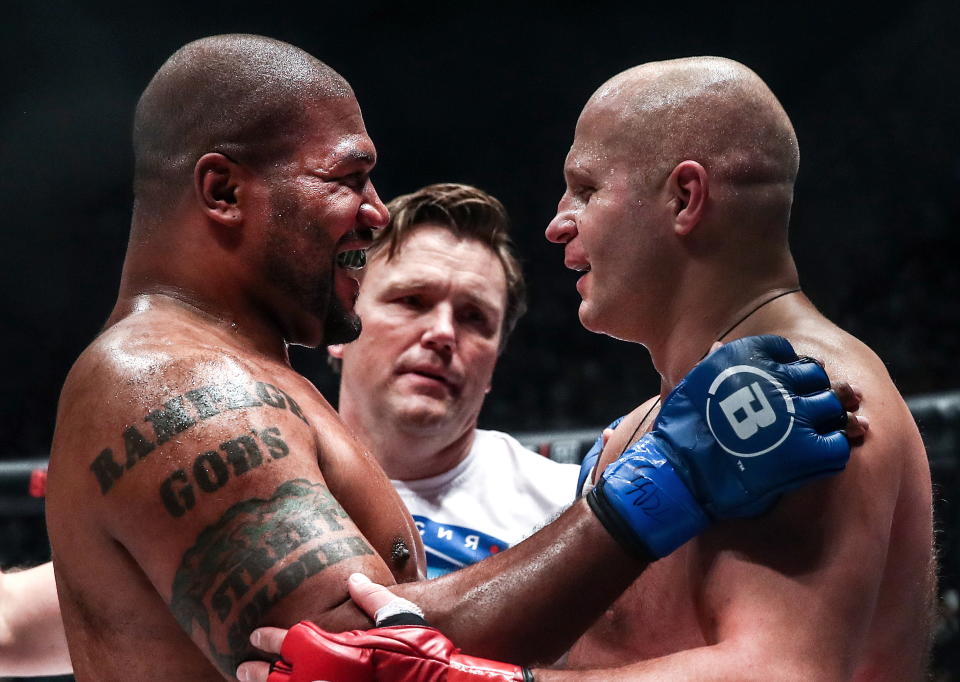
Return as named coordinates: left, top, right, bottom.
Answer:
left=46, top=313, right=397, bottom=677
left=48, top=312, right=325, bottom=537
left=595, top=395, right=661, bottom=473
left=57, top=311, right=291, bottom=414
left=787, top=320, right=921, bottom=459
left=688, top=318, right=935, bottom=678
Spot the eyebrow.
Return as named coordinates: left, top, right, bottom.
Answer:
left=334, top=149, right=376, bottom=167
left=383, top=278, right=502, bottom=314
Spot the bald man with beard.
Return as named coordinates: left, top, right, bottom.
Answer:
left=241, top=58, right=931, bottom=681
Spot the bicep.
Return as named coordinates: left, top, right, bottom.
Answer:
left=101, top=402, right=391, bottom=675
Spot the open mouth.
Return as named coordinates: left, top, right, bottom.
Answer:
left=335, top=228, right=374, bottom=272
left=336, top=249, right=367, bottom=270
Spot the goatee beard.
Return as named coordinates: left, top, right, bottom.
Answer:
left=323, top=297, right=362, bottom=345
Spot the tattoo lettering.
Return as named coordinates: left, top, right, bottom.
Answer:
left=145, top=396, right=198, bottom=445
left=159, top=427, right=290, bottom=518
left=122, top=425, right=156, bottom=465
left=90, top=381, right=307, bottom=494
left=169, top=479, right=373, bottom=676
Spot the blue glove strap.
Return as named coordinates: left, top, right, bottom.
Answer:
left=589, top=435, right=710, bottom=559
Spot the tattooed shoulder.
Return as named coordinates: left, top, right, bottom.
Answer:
left=88, top=378, right=314, bottom=518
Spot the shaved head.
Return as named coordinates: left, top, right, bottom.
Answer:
left=586, top=57, right=799, bottom=194
left=552, top=57, right=803, bottom=339
left=133, top=34, right=352, bottom=207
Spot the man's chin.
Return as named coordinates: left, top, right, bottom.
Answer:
left=578, top=301, right=603, bottom=333
left=579, top=302, right=634, bottom=342
left=394, top=402, right=454, bottom=433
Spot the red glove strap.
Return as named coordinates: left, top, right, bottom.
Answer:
left=449, top=653, right=529, bottom=681
left=268, top=621, right=378, bottom=682
left=267, top=621, right=530, bottom=682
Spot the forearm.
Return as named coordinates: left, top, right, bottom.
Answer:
left=0, top=563, right=72, bottom=676
left=394, top=499, right=645, bottom=665
left=532, top=642, right=832, bottom=682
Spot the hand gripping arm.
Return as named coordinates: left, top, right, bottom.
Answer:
left=588, top=334, right=850, bottom=560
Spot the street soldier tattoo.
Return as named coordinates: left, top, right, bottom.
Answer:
left=170, top=478, right=374, bottom=676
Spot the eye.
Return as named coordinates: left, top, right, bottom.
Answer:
left=397, top=294, right=423, bottom=309
left=340, top=172, right=367, bottom=191
left=459, top=307, right=493, bottom=333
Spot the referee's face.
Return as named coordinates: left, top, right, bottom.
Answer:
left=334, top=226, right=507, bottom=439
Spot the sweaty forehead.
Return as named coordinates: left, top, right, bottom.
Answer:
left=566, top=101, right=632, bottom=175
left=297, top=111, right=377, bottom=171
left=297, top=95, right=371, bottom=144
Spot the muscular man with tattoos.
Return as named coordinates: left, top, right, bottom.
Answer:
left=45, top=35, right=859, bottom=682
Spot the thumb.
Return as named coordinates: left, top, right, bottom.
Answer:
left=348, top=573, right=425, bottom=625
left=601, top=428, right=615, bottom=447
left=347, top=573, right=398, bottom=618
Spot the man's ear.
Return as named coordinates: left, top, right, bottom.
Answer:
left=327, top=344, right=345, bottom=359
left=194, top=153, right=246, bottom=227
left=667, top=160, right=708, bottom=236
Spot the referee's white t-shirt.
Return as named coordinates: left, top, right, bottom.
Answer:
left=391, top=429, right=580, bottom=578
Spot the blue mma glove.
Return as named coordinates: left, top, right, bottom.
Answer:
left=576, top=416, right=625, bottom=497
left=587, top=334, right=849, bottom=560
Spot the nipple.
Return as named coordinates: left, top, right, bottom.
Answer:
left=391, top=537, right=411, bottom=566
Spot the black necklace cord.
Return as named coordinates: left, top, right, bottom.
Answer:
left=616, top=287, right=803, bottom=457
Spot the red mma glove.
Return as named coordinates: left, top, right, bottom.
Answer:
left=267, top=620, right=533, bottom=682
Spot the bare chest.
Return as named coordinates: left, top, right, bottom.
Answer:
left=567, top=546, right=707, bottom=667
left=297, top=394, right=425, bottom=582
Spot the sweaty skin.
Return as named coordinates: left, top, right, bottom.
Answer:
left=538, top=58, right=933, bottom=681
left=47, top=300, right=423, bottom=681
left=48, top=298, right=643, bottom=681
left=559, top=300, right=933, bottom=681
left=45, top=35, right=650, bottom=682
left=238, top=56, right=902, bottom=682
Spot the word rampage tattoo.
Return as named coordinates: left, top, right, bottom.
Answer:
left=170, top=479, right=374, bottom=676
left=89, top=380, right=307, bottom=495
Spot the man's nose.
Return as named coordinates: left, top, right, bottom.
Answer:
left=545, top=200, right=577, bottom=244
left=359, top=182, right=389, bottom=229
left=421, top=305, right=456, bottom=355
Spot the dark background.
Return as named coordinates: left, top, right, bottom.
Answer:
left=1, top=0, right=958, bottom=457
left=1, top=0, right=959, bottom=677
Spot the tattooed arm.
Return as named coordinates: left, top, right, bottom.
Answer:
left=52, top=352, right=641, bottom=678
left=55, top=355, right=404, bottom=679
